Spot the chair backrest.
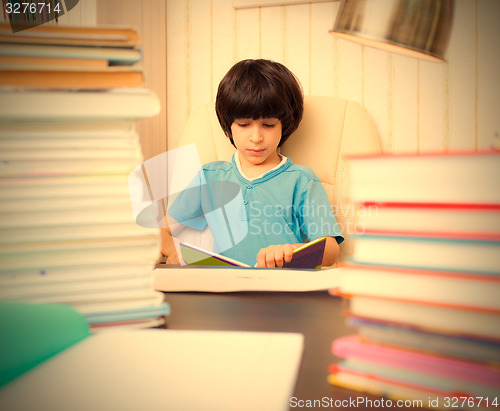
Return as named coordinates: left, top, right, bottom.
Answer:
left=177, top=95, right=381, bottom=262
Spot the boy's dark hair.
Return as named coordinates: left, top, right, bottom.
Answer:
left=215, top=59, right=303, bottom=148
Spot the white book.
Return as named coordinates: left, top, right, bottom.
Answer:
left=349, top=233, right=500, bottom=275
left=0, top=195, right=133, bottom=213
left=0, top=263, right=155, bottom=286
left=154, top=266, right=343, bottom=293
left=0, top=157, right=143, bottom=177
left=73, top=293, right=166, bottom=316
left=0, top=205, right=145, bottom=228
left=332, top=264, right=500, bottom=312
left=347, top=151, right=500, bottom=204
left=0, top=236, right=160, bottom=272
left=0, top=223, right=154, bottom=244
left=0, top=329, right=304, bottom=411
left=0, top=276, right=155, bottom=300
left=0, top=120, right=136, bottom=139
left=0, top=88, right=160, bottom=121
left=0, top=136, right=140, bottom=150
left=3, top=147, right=138, bottom=160
left=13, top=287, right=163, bottom=306
left=0, top=174, right=133, bottom=199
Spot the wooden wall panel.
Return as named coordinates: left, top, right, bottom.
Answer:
left=145, top=1, right=167, bottom=160
left=310, top=1, right=336, bottom=97
left=235, top=8, right=260, bottom=61
left=97, top=0, right=167, bottom=161
left=391, top=56, right=418, bottom=153
left=190, top=0, right=213, bottom=110
left=477, top=0, right=500, bottom=150
left=260, top=6, right=285, bottom=62
left=363, top=47, right=390, bottom=152
left=448, top=0, right=477, bottom=151
left=58, top=0, right=96, bottom=25
left=419, top=62, right=445, bottom=153
left=337, top=40, right=362, bottom=103
left=284, top=4, right=311, bottom=94
left=212, top=0, right=236, bottom=101
left=166, top=0, right=189, bottom=148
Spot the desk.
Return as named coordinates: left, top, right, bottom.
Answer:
left=162, top=291, right=425, bottom=410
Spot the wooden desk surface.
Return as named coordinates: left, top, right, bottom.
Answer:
left=162, top=291, right=426, bottom=410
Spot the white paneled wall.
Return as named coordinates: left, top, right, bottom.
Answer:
left=476, top=0, right=500, bottom=150
left=166, top=0, right=500, bottom=154
left=97, top=0, right=168, bottom=161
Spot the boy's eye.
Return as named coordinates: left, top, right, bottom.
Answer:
left=237, top=123, right=249, bottom=127
left=263, top=123, right=276, bottom=128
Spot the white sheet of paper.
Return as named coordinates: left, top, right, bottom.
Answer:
left=0, top=329, right=304, bottom=411
left=153, top=266, right=344, bottom=292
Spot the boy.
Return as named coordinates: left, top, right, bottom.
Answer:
left=161, top=59, right=343, bottom=267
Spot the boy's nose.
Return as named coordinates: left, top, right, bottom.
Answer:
left=249, top=125, right=263, bottom=143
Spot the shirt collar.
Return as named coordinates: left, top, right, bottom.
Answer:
left=234, top=151, right=288, bottom=182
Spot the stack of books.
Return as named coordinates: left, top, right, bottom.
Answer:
left=328, top=151, right=500, bottom=406
left=0, top=24, right=170, bottom=331
left=0, top=23, right=143, bottom=88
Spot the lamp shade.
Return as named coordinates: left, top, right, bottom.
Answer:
left=331, top=0, right=454, bottom=62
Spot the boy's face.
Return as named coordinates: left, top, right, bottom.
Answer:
left=231, top=118, right=282, bottom=171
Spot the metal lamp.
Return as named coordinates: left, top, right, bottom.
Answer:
left=331, top=0, right=454, bottom=62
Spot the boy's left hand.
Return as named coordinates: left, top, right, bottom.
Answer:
left=256, top=244, right=301, bottom=268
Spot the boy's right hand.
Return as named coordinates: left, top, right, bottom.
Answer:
left=256, top=244, right=298, bottom=268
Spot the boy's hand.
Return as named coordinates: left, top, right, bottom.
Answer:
left=256, top=244, right=301, bottom=268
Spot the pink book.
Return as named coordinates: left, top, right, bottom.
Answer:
left=332, top=335, right=500, bottom=387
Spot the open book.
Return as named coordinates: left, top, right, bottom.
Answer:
left=178, top=236, right=327, bottom=269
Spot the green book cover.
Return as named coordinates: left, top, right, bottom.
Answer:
left=0, top=302, right=90, bottom=388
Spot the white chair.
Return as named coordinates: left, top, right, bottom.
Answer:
left=173, top=95, right=381, bottom=263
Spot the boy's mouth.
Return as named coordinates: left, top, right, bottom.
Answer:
left=248, top=148, right=265, bottom=154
